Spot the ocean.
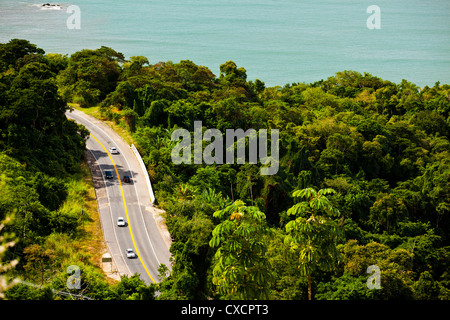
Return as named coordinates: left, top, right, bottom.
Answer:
left=0, top=0, right=449, bottom=87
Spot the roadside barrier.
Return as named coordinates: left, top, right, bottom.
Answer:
left=130, top=144, right=156, bottom=204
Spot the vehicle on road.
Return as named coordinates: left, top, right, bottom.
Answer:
left=105, top=170, right=113, bottom=179
left=123, top=175, right=131, bottom=183
left=126, top=248, right=136, bottom=259
left=109, top=147, right=118, bottom=154
left=117, top=217, right=126, bottom=227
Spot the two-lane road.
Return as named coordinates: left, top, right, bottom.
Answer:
left=66, top=109, right=171, bottom=285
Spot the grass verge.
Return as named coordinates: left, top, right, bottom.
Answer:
left=69, top=103, right=135, bottom=145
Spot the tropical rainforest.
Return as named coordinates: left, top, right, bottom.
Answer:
left=1, top=39, right=449, bottom=300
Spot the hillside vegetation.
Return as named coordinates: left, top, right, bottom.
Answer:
left=0, top=40, right=155, bottom=299
left=1, top=39, right=449, bottom=300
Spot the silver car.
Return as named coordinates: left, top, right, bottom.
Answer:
left=126, top=248, right=136, bottom=259
left=117, top=217, right=126, bottom=227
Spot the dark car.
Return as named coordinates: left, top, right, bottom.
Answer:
left=123, top=175, right=131, bottom=183
left=105, top=170, right=113, bottom=179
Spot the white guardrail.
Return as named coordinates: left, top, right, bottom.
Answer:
left=130, top=144, right=156, bottom=204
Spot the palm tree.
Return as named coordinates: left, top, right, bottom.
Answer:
left=284, top=187, right=343, bottom=300
left=173, top=183, right=196, bottom=201
left=196, top=187, right=231, bottom=210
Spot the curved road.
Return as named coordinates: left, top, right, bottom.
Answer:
left=66, top=109, right=171, bottom=285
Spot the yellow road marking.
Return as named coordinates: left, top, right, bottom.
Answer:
left=90, top=134, right=156, bottom=283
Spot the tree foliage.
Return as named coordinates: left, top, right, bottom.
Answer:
left=284, top=187, right=343, bottom=299
left=209, top=200, right=273, bottom=299
left=3, top=39, right=450, bottom=300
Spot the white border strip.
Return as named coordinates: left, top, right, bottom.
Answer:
left=130, top=144, right=155, bottom=204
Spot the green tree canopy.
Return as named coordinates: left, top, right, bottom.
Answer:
left=209, top=200, right=273, bottom=299
left=284, top=187, right=343, bottom=300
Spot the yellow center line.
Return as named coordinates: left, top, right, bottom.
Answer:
left=90, top=134, right=156, bottom=283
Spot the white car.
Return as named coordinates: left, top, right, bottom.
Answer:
left=126, top=248, right=136, bottom=259
left=109, top=147, right=118, bottom=154
left=117, top=217, right=126, bottom=227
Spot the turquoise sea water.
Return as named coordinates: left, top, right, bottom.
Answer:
left=0, top=0, right=449, bottom=87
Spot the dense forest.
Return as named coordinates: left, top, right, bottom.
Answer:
left=1, top=39, right=449, bottom=300
left=0, top=40, right=155, bottom=300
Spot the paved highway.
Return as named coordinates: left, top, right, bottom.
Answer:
left=66, top=109, right=171, bottom=285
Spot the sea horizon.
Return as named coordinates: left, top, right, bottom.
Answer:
left=0, top=0, right=449, bottom=87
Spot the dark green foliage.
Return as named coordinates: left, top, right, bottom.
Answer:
left=0, top=40, right=88, bottom=177
left=32, top=172, right=68, bottom=211
left=316, top=274, right=381, bottom=300
left=114, top=274, right=156, bottom=300
left=108, top=55, right=447, bottom=300
left=57, top=46, right=124, bottom=107
left=3, top=39, right=449, bottom=300
left=0, top=38, right=88, bottom=243
left=0, top=39, right=45, bottom=72
left=0, top=40, right=94, bottom=300
left=5, top=283, right=54, bottom=300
